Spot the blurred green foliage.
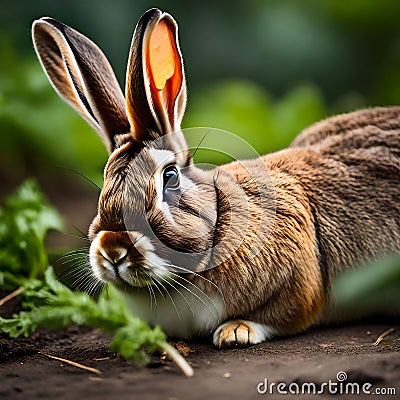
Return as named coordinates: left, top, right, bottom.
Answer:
left=1, top=0, right=400, bottom=187
left=0, top=42, right=107, bottom=187
left=2, top=0, right=400, bottom=102
left=0, top=179, right=63, bottom=283
left=184, top=81, right=325, bottom=165
left=333, top=256, right=400, bottom=319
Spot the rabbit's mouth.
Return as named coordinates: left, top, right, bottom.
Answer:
left=89, top=230, right=171, bottom=288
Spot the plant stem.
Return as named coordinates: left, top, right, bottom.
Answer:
left=160, top=342, right=194, bottom=377
left=0, top=287, right=24, bottom=307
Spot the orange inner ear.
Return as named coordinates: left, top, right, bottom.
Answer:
left=148, top=19, right=176, bottom=90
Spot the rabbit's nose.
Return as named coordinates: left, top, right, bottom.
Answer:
left=99, top=246, right=128, bottom=267
left=90, top=230, right=142, bottom=270
left=89, top=230, right=148, bottom=285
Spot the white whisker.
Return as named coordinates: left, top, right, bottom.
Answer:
left=57, top=248, right=90, bottom=261
left=161, top=263, right=224, bottom=302
left=149, top=276, right=166, bottom=298
left=153, top=272, right=195, bottom=318
left=166, top=274, right=219, bottom=321
left=150, top=274, right=181, bottom=320
left=56, top=246, right=105, bottom=298
left=156, top=267, right=221, bottom=320
left=143, top=271, right=157, bottom=311
left=57, top=255, right=89, bottom=268
left=85, top=277, right=101, bottom=297
left=65, top=264, right=91, bottom=283
left=58, top=260, right=89, bottom=277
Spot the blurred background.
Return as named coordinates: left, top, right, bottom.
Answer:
left=2, top=0, right=400, bottom=192
left=0, top=0, right=400, bottom=312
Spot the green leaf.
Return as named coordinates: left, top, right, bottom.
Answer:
left=0, top=180, right=64, bottom=281
left=0, top=264, right=167, bottom=365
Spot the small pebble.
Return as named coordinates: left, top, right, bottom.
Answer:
left=223, top=372, right=231, bottom=378
left=89, top=377, right=103, bottom=382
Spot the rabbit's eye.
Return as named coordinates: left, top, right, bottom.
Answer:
left=163, top=165, right=180, bottom=191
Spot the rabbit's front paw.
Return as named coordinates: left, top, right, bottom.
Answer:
left=213, top=320, right=275, bottom=348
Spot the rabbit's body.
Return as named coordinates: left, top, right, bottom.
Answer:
left=32, top=9, right=400, bottom=348
left=290, top=106, right=400, bottom=278
left=211, top=107, right=400, bottom=343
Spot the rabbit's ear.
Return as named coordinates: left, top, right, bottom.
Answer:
left=32, top=18, right=131, bottom=153
left=125, top=8, right=187, bottom=141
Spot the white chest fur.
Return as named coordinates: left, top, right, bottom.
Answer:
left=117, top=284, right=225, bottom=338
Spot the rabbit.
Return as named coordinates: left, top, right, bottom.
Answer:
left=32, top=8, right=400, bottom=348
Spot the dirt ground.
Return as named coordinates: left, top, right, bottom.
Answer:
left=0, top=317, right=399, bottom=400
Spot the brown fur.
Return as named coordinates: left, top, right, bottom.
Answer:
left=196, top=107, right=400, bottom=335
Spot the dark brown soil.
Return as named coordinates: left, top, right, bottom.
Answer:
left=0, top=319, right=399, bottom=400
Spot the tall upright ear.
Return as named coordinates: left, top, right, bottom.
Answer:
left=32, top=17, right=131, bottom=153
left=125, top=8, right=187, bottom=141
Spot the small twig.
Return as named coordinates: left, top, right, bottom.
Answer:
left=43, top=353, right=102, bottom=375
left=0, top=287, right=24, bottom=307
left=160, top=342, right=194, bottom=377
left=372, top=327, right=396, bottom=346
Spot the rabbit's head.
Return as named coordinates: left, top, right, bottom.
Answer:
left=32, top=9, right=220, bottom=287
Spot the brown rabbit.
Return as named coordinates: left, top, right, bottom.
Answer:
left=32, top=8, right=400, bottom=348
